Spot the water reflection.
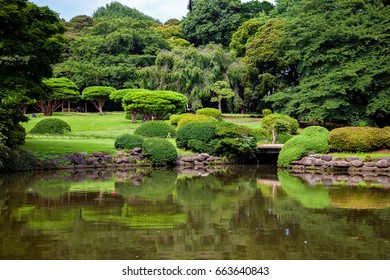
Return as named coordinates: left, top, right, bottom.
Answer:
left=0, top=166, right=389, bottom=260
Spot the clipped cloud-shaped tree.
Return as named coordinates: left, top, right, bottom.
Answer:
left=121, top=89, right=187, bottom=121
left=82, top=86, right=116, bottom=115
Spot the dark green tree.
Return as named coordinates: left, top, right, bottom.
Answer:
left=82, top=86, right=116, bottom=115
left=267, top=0, right=390, bottom=126
left=182, top=0, right=242, bottom=46
left=0, top=0, right=65, bottom=147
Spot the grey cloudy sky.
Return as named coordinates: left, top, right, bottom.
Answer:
left=29, top=0, right=275, bottom=23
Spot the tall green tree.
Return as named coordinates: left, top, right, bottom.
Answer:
left=210, top=81, right=234, bottom=112
left=138, top=44, right=235, bottom=110
left=0, top=0, right=65, bottom=146
left=267, top=0, right=390, bottom=126
left=182, top=0, right=242, bottom=46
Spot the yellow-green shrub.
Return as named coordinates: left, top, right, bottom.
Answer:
left=196, top=107, right=222, bottom=120
left=177, top=114, right=214, bottom=128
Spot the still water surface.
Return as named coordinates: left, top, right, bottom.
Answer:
left=1, top=166, right=389, bottom=260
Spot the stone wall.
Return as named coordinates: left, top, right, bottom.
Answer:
left=290, top=153, right=390, bottom=176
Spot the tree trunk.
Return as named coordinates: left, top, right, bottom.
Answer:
left=271, top=129, right=278, bottom=144
left=218, top=100, right=222, bottom=112
left=131, top=113, right=137, bottom=123
left=68, top=99, right=71, bottom=112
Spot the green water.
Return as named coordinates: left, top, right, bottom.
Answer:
left=0, top=166, right=389, bottom=260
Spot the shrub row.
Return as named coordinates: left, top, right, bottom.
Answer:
left=278, top=126, right=330, bottom=167
left=328, top=126, right=390, bottom=152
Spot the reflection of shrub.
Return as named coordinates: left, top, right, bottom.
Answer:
left=328, top=126, right=389, bottom=152
left=142, top=138, right=177, bottom=165
left=134, top=121, right=176, bottom=138
left=115, top=134, right=144, bottom=149
left=278, top=126, right=330, bottom=167
left=176, top=122, right=217, bottom=150
left=30, top=118, right=71, bottom=134
left=177, top=114, right=213, bottom=128
left=196, top=107, right=222, bottom=120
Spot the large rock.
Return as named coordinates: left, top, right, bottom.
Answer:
left=321, top=154, right=333, bottom=161
left=376, top=159, right=390, bottom=168
left=350, top=160, right=364, bottom=167
left=345, top=156, right=359, bottom=162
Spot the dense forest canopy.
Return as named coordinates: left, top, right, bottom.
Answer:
left=1, top=0, right=389, bottom=151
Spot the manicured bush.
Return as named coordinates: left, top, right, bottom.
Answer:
left=115, top=134, right=144, bottom=150
left=196, top=107, right=222, bottom=120
left=170, top=113, right=194, bottom=125
left=278, top=126, right=330, bottom=167
left=328, top=126, right=389, bottom=152
left=30, top=118, right=71, bottom=134
left=262, top=108, right=272, bottom=117
left=142, top=138, right=177, bottom=165
left=261, top=113, right=299, bottom=143
left=134, top=121, right=176, bottom=138
left=277, top=133, right=294, bottom=144
left=176, top=121, right=217, bottom=150
left=177, top=114, right=213, bottom=128
left=215, top=121, right=255, bottom=138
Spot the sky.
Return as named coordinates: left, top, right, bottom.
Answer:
left=29, top=0, right=275, bottom=23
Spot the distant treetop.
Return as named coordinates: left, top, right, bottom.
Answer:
left=92, top=1, right=159, bottom=23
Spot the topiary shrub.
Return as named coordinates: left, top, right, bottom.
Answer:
left=115, top=134, right=144, bottom=150
left=134, top=121, right=176, bottom=138
left=262, top=108, right=272, bottom=117
left=261, top=113, right=299, bottom=143
left=30, top=118, right=71, bottom=134
left=215, top=121, right=255, bottom=138
left=196, top=107, right=222, bottom=120
left=278, top=126, right=330, bottom=167
left=170, top=113, right=194, bottom=126
left=176, top=121, right=217, bottom=150
left=177, top=114, right=214, bottom=128
left=142, top=138, right=177, bottom=165
left=328, top=126, right=388, bottom=152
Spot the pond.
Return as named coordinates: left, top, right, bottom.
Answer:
left=0, top=166, right=389, bottom=260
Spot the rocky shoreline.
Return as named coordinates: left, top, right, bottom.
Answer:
left=290, top=153, right=390, bottom=176
left=40, top=148, right=226, bottom=170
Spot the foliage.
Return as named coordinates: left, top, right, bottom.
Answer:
left=0, top=148, right=41, bottom=173
left=114, top=134, right=144, bottom=150
left=55, top=16, right=170, bottom=89
left=278, top=126, right=330, bottom=167
left=138, top=44, right=235, bottom=110
left=134, top=121, right=176, bottom=138
left=196, top=108, right=222, bottom=120
left=210, top=81, right=235, bottom=112
left=215, top=136, right=257, bottom=163
left=142, top=138, right=178, bottom=165
left=182, top=0, right=242, bottom=46
left=177, top=115, right=213, bottom=128
left=93, top=1, right=158, bottom=23
left=267, top=0, right=390, bottom=126
left=82, top=86, right=116, bottom=115
left=215, top=121, right=255, bottom=138
left=253, top=127, right=271, bottom=142
left=176, top=122, right=217, bottom=151
left=230, top=18, right=265, bottom=57
left=262, top=108, right=272, bottom=117
left=30, top=118, right=71, bottom=135
left=0, top=0, right=65, bottom=147
left=328, top=127, right=389, bottom=152
left=122, top=90, right=187, bottom=121
left=35, top=78, right=80, bottom=116
left=261, top=113, right=298, bottom=143
left=169, top=113, right=194, bottom=126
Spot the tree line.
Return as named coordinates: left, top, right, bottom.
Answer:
left=1, top=0, right=389, bottom=151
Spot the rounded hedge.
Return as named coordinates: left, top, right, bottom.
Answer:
left=196, top=108, right=222, bottom=120
left=142, top=138, right=178, bottom=165
left=30, top=118, right=71, bottom=134
left=328, top=126, right=389, bottom=152
left=177, top=114, right=214, bottom=128
left=278, top=126, right=330, bottom=167
left=134, top=121, right=176, bottom=138
left=176, top=121, right=217, bottom=150
left=115, top=134, right=144, bottom=150
left=261, top=113, right=299, bottom=135
left=170, top=113, right=194, bottom=126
